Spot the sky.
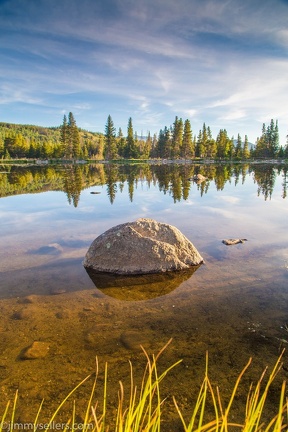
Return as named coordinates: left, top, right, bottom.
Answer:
left=0, top=0, right=288, bottom=144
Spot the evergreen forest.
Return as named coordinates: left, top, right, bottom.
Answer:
left=1, top=114, right=288, bottom=161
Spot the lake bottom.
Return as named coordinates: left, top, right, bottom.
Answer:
left=1, top=249, right=288, bottom=430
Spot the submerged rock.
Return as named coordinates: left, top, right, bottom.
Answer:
left=83, top=218, right=203, bottom=275
left=21, top=341, right=50, bottom=360
left=120, top=331, right=152, bottom=351
left=31, top=243, right=63, bottom=255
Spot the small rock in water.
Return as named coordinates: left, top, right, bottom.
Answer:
left=50, top=288, right=67, bottom=295
left=32, top=243, right=63, bottom=255
left=17, top=295, right=37, bottom=304
left=11, top=311, right=22, bottom=320
left=222, top=238, right=248, bottom=246
left=120, top=331, right=151, bottom=351
left=55, top=310, right=70, bottom=319
left=21, top=341, right=50, bottom=359
left=11, top=308, right=32, bottom=320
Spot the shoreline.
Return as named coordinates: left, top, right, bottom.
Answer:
left=1, top=157, right=288, bottom=166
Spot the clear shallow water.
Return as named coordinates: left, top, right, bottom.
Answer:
left=0, top=163, right=288, bottom=428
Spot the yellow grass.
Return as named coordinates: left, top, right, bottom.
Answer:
left=0, top=340, right=287, bottom=431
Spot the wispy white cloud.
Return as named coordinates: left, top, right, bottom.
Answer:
left=276, top=29, right=288, bottom=47
left=0, top=0, right=287, bottom=142
left=0, top=84, right=43, bottom=105
left=183, top=109, right=198, bottom=118
left=201, top=206, right=236, bottom=219
left=217, top=196, right=241, bottom=204
left=220, top=110, right=246, bottom=121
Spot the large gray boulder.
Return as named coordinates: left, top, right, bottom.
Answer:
left=83, top=218, right=203, bottom=275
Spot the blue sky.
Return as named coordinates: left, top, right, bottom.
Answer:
left=0, top=0, right=288, bottom=144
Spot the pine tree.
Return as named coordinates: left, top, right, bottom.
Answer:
left=201, top=123, right=208, bottom=156
left=255, top=119, right=279, bottom=158
left=243, top=135, right=250, bottom=159
left=205, top=126, right=217, bottom=158
left=104, top=115, right=117, bottom=160
left=61, top=112, right=81, bottom=159
left=157, top=129, right=165, bottom=158
left=271, top=119, right=279, bottom=157
left=255, top=123, right=268, bottom=157
left=68, top=112, right=81, bottom=159
left=216, top=129, right=233, bottom=159
left=171, top=117, right=183, bottom=159
left=142, top=131, right=152, bottom=159
left=181, top=119, right=193, bottom=159
left=60, top=114, right=68, bottom=157
left=195, top=130, right=204, bottom=157
left=198, top=123, right=216, bottom=158
left=235, top=134, right=243, bottom=159
left=116, top=127, right=126, bottom=158
left=151, top=133, right=158, bottom=157
left=156, top=127, right=172, bottom=159
left=164, top=127, right=172, bottom=158
left=125, top=117, right=139, bottom=158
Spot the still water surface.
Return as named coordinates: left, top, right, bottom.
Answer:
left=0, top=163, right=288, bottom=427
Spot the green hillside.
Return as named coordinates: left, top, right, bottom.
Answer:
left=0, top=121, right=104, bottom=159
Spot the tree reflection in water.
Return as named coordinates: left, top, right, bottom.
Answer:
left=0, top=162, right=287, bottom=206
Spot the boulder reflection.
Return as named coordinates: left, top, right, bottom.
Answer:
left=85, top=265, right=201, bottom=301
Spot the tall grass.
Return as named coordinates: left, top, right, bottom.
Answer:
left=174, top=351, right=288, bottom=431
left=0, top=340, right=287, bottom=431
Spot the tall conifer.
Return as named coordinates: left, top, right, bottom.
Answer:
left=181, top=119, right=193, bottom=159
left=235, top=133, right=243, bottom=159
left=171, top=116, right=183, bottom=159
left=125, top=117, right=139, bottom=158
left=243, top=135, right=250, bottom=159
left=68, top=112, right=81, bottom=159
left=60, top=114, right=68, bottom=157
left=104, top=115, right=117, bottom=160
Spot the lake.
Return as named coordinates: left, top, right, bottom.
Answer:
left=0, top=162, right=288, bottom=428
